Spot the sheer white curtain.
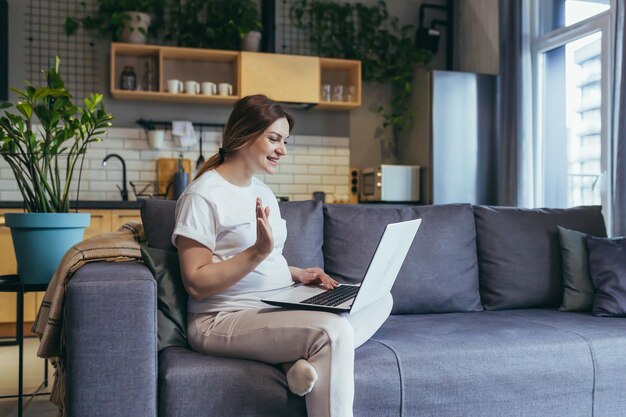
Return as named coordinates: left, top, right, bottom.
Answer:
left=612, top=1, right=626, bottom=236
left=498, top=0, right=535, bottom=207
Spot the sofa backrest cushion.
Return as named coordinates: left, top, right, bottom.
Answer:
left=141, top=199, right=324, bottom=269
left=278, top=200, right=324, bottom=268
left=474, top=205, right=607, bottom=310
left=323, top=203, right=482, bottom=315
left=141, top=199, right=177, bottom=251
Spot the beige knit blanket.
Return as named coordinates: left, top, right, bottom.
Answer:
left=32, top=222, right=147, bottom=416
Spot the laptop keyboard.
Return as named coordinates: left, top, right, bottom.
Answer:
left=300, top=285, right=359, bottom=307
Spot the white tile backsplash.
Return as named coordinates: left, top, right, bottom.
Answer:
left=0, top=127, right=351, bottom=203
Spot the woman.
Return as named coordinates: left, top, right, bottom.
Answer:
left=173, top=94, right=393, bottom=417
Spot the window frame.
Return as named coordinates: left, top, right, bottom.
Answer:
left=530, top=0, right=614, bottom=229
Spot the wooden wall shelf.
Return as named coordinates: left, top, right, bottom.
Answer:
left=110, top=43, right=361, bottom=111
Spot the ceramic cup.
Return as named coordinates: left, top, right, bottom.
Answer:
left=184, top=80, right=200, bottom=95
left=218, top=82, right=233, bottom=96
left=147, top=130, right=165, bottom=150
left=167, top=79, right=183, bottom=94
left=201, top=82, right=217, bottom=95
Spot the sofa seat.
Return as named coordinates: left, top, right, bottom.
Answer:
left=502, top=309, right=626, bottom=417
left=158, top=309, right=626, bottom=417
left=370, top=310, right=607, bottom=417
left=159, top=339, right=401, bottom=417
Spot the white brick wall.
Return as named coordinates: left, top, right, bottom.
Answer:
left=0, top=127, right=351, bottom=203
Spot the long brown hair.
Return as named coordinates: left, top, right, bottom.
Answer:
left=195, top=95, right=294, bottom=179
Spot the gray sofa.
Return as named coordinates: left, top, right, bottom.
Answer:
left=64, top=200, right=626, bottom=417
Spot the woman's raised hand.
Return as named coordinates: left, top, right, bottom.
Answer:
left=253, top=197, right=273, bottom=257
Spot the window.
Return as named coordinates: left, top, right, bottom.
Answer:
left=539, top=0, right=610, bottom=34
left=532, top=0, right=613, bottom=222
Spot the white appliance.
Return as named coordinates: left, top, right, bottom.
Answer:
left=360, top=165, right=421, bottom=202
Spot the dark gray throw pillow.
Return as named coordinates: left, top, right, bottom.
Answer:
left=586, top=236, right=626, bottom=317
left=558, top=226, right=594, bottom=312
left=141, top=246, right=188, bottom=352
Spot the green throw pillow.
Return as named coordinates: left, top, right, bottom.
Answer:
left=141, top=246, right=188, bottom=352
left=558, top=226, right=594, bottom=312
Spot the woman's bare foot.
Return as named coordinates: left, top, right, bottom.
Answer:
left=282, top=359, right=318, bottom=396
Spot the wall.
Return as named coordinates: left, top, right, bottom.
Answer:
left=3, top=0, right=499, bottom=193
left=0, top=127, right=350, bottom=203
left=5, top=0, right=350, bottom=136
left=454, top=0, right=499, bottom=75
left=350, top=0, right=501, bottom=169
left=2, top=0, right=350, bottom=202
left=348, top=0, right=449, bottom=169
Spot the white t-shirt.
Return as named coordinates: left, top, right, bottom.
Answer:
left=171, top=170, right=293, bottom=313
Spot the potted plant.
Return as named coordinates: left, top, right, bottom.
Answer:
left=65, top=0, right=167, bottom=44
left=237, top=0, right=263, bottom=52
left=0, top=57, right=113, bottom=283
left=165, top=0, right=261, bottom=51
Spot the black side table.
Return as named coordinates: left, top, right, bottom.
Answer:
left=0, top=275, right=50, bottom=417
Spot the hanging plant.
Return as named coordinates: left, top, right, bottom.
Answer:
left=291, top=0, right=431, bottom=137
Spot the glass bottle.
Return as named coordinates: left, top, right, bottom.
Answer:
left=120, top=66, right=137, bottom=91
left=142, top=59, right=157, bottom=92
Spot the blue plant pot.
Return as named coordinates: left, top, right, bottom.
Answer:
left=5, top=213, right=91, bottom=284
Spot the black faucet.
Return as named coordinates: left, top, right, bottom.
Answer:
left=102, top=153, right=128, bottom=201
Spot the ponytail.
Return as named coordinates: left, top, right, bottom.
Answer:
left=194, top=152, right=222, bottom=180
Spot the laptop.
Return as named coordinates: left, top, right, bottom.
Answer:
left=261, top=218, right=421, bottom=314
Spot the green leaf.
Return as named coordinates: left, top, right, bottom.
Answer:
left=64, top=17, right=80, bottom=36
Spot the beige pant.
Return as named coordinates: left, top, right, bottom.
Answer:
left=187, top=293, right=393, bottom=417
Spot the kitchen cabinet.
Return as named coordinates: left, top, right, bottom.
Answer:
left=111, top=210, right=143, bottom=231
left=0, top=208, right=141, bottom=336
left=110, top=43, right=361, bottom=110
left=0, top=209, right=38, bottom=333
left=240, top=52, right=320, bottom=104
left=316, top=58, right=362, bottom=110
left=110, top=43, right=240, bottom=105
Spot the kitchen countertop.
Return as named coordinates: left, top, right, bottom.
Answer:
left=0, top=200, right=146, bottom=210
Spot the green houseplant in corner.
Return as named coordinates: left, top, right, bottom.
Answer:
left=0, top=57, right=113, bottom=283
left=291, top=0, right=431, bottom=157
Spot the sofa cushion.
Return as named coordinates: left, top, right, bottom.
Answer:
left=503, top=308, right=626, bottom=415
left=371, top=310, right=606, bottom=417
left=141, top=199, right=177, bottom=251
left=159, top=341, right=401, bottom=417
left=587, top=235, right=626, bottom=317
left=558, top=226, right=594, bottom=312
left=323, top=204, right=482, bottom=314
left=141, top=246, right=188, bottom=352
left=159, top=347, right=306, bottom=417
left=474, top=205, right=606, bottom=310
left=278, top=200, right=324, bottom=268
